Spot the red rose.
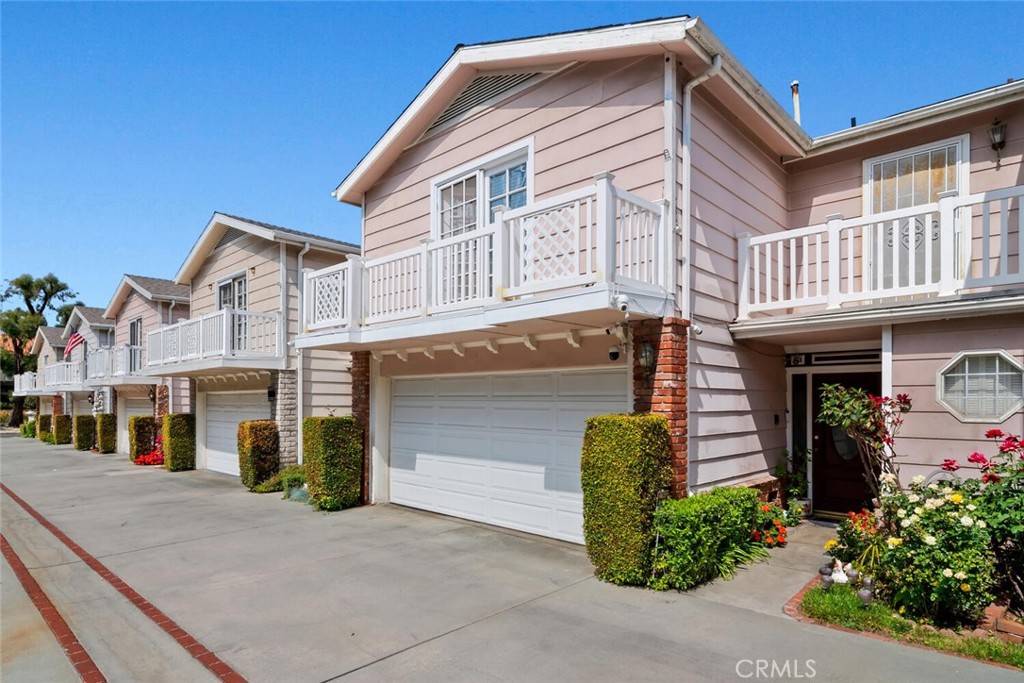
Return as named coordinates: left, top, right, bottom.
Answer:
left=967, top=452, right=988, bottom=465
left=940, top=459, right=960, bottom=472
left=985, top=429, right=1004, bottom=439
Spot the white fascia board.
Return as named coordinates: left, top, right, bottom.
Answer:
left=333, top=17, right=699, bottom=204
left=730, top=294, right=1024, bottom=340
left=268, top=231, right=360, bottom=255
left=102, top=276, right=133, bottom=320
left=804, top=81, right=1024, bottom=158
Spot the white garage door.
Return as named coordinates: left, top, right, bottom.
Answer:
left=390, top=369, right=627, bottom=544
left=204, top=393, right=271, bottom=476
left=73, top=398, right=92, bottom=416
left=118, top=398, right=153, bottom=454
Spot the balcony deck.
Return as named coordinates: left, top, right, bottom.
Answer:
left=296, top=174, right=675, bottom=350
left=733, top=185, right=1024, bottom=338
left=86, top=345, right=154, bottom=386
left=144, top=308, right=285, bottom=376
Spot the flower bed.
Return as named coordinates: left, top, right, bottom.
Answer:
left=136, top=434, right=164, bottom=466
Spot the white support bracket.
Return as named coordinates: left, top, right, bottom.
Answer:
left=451, top=343, right=465, bottom=357
left=522, top=335, right=538, bottom=351
left=484, top=340, right=499, bottom=354
left=566, top=330, right=581, bottom=349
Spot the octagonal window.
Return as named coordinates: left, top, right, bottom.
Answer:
left=937, top=350, right=1024, bottom=423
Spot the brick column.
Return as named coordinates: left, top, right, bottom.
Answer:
left=155, top=384, right=170, bottom=420
left=631, top=317, right=689, bottom=497
left=350, top=351, right=371, bottom=503
left=53, top=394, right=65, bottom=416
left=273, top=370, right=298, bottom=466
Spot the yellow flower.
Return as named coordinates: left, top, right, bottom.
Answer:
left=824, top=539, right=838, bottom=551
left=887, top=537, right=903, bottom=548
left=949, top=493, right=964, bottom=505
left=960, top=583, right=971, bottom=592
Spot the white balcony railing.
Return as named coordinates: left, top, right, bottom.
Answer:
left=88, top=345, right=145, bottom=380
left=303, top=173, right=668, bottom=332
left=738, top=185, right=1024, bottom=319
left=13, top=372, right=40, bottom=395
left=146, top=309, right=282, bottom=367
left=43, top=361, right=85, bottom=388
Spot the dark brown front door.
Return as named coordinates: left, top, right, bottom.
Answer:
left=812, top=372, right=881, bottom=515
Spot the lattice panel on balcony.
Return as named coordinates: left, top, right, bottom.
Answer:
left=518, top=204, right=579, bottom=284
left=314, top=273, right=344, bottom=323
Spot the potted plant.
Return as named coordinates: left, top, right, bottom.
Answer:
left=775, top=448, right=810, bottom=516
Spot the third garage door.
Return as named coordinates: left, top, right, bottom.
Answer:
left=204, top=393, right=271, bottom=476
left=389, top=369, right=627, bottom=544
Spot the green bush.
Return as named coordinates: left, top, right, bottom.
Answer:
left=580, top=414, right=672, bottom=585
left=0, top=409, right=11, bottom=426
left=303, top=416, right=363, bottom=511
left=41, top=431, right=55, bottom=444
left=73, top=414, right=96, bottom=451
left=650, top=487, right=763, bottom=590
left=96, top=414, right=116, bottom=453
left=163, top=413, right=196, bottom=472
left=21, top=420, right=36, bottom=438
left=37, top=414, right=52, bottom=440
left=254, top=465, right=306, bottom=496
left=238, top=420, right=280, bottom=491
left=128, top=415, right=156, bottom=462
left=53, top=415, right=72, bottom=444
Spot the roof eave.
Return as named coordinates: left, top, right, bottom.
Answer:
left=802, top=79, right=1024, bottom=159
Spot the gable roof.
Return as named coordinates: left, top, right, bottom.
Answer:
left=174, top=212, right=360, bottom=284
left=103, top=274, right=190, bottom=319
left=32, top=326, right=66, bottom=355
left=332, top=15, right=811, bottom=204
left=63, top=306, right=113, bottom=339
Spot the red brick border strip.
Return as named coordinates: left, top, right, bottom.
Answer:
left=1, top=533, right=107, bottom=683
left=1, top=482, right=247, bottom=683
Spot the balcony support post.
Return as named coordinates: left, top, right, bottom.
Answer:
left=938, top=191, right=958, bottom=297
left=348, top=257, right=364, bottom=329
left=223, top=308, right=233, bottom=357
left=826, top=214, right=843, bottom=310
left=492, top=207, right=508, bottom=300
left=594, top=172, right=617, bottom=283
left=737, top=232, right=751, bottom=320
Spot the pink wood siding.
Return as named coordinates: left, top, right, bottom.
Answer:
left=115, top=290, right=164, bottom=347
left=190, top=234, right=282, bottom=317
left=788, top=109, right=1024, bottom=229
left=303, top=349, right=352, bottom=417
left=687, top=92, right=789, bottom=488
left=892, top=314, right=1024, bottom=480
left=362, top=56, right=666, bottom=259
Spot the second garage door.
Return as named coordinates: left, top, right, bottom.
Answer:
left=118, top=397, right=153, bottom=454
left=389, top=369, right=627, bottom=544
left=204, top=393, right=271, bottom=476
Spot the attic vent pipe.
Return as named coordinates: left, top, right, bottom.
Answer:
left=790, top=81, right=801, bottom=125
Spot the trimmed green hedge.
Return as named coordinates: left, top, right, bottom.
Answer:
left=37, top=414, right=52, bottom=441
left=53, top=415, right=72, bottom=445
left=303, top=416, right=363, bottom=511
left=73, top=414, right=95, bottom=451
left=238, top=420, right=280, bottom=491
left=650, top=486, right=762, bottom=590
left=163, top=413, right=195, bottom=472
left=96, top=414, right=116, bottom=454
left=580, top=413, right=672, bottom=585
left=128, top=415, right=156, bottom=462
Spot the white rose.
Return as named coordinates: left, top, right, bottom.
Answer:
left=966, top=504, right=977, bottom=511
left=908, top=494, right=920, bottom=503
left=942, top=568, right=954, bottom=578
left=900, top=518, right=913, bottom=528
left=977, top=520, right=987, bottom=529
left=928, top=483, right=940, bottom=491
left=912, top=475, right=926, bottom=485
left=961, top=516, right=974, bottom=527
left=923, top=535, right=937, bottom=545
left=897, top=509, right=907, bottom=518
left=954, top=572, right=967, bottom=580
left=914, top=507, right=924, bottom=515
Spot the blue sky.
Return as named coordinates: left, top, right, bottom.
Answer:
left=3, top=2, right=1022, bottom=312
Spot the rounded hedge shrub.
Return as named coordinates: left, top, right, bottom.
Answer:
left=238, top=420, right=280, bottom=491
left=73, top=414, right=96, bottom=451
left=21, top=419, right=37, bottom=438
left=163, top=413, right=196, bottom=472
left=53, top=415, right=72, bottom=445
left=303, top=416, right=363, bottom=511
left=580, top=413, right=672, bottom=585
left=96, top=413, right=116, bottom=454
left=128, top=415, right=156, bottom=462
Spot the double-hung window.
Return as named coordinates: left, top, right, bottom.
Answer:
left=863, top=135, right=968, bottom=288
left=217, top=274, right=248, bottom=351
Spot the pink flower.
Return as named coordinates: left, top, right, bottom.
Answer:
left=967, top=452, right=988, bottom=465
left=999, top=437, right=1021, bottom=453
left=985, top=429, right=1004, bottom=439
left=940, top=459, right=960, bottom=472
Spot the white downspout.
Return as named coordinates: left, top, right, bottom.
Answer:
left=681, top=53, right=722, bottom=496
left=296, top=242, right=311, bottom=464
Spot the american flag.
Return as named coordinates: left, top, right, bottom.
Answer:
left=64, top=330, right=85, bottom=359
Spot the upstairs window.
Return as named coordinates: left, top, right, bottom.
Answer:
left=866, top=136, right=967, bottom=213
left=432, top=139, right=533, bottom=240
left=937, top=350, right=1024, bottom=423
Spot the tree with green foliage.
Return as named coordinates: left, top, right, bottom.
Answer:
left=0, top=274, right=77, bottom=427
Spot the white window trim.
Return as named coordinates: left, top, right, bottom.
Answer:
left=935, top=348, right=1024, bottom=424
left=128, top=316, right=143, bottom=346
left=861, top=133, right=971, bottom=216
left=429, top=137, right=535, bottom=240
left=215, top=271, right=249, bottom=311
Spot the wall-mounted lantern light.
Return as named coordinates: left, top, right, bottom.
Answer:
left=267, top=386, right=277, bottom=404
left=148, top=387, right=156, bottom=402
left=638, top=341, right=656, bottom=373
left=989, top=119, right=1007, bottom=159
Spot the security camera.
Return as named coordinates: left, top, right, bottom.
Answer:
left=608, top=346, right=621, bottom=362
left=611, top=294, right=629, bottom=312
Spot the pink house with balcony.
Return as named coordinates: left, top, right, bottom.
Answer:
left=293, top=15, right=1021, bottom=540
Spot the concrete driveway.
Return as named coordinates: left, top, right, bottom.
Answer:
left=1, top=433, right=1017, bottom=682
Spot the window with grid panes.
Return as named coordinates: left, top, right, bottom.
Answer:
left=939, top=351, right=1024, bottom=422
